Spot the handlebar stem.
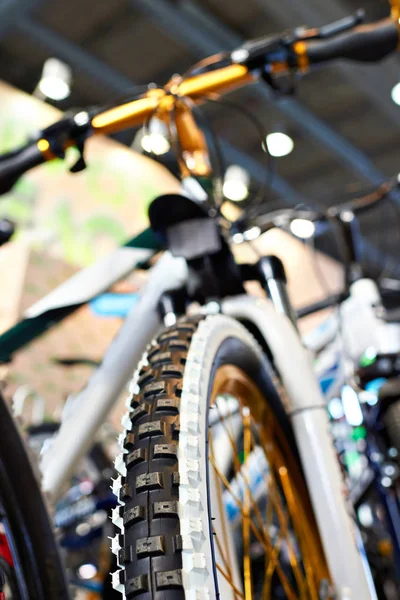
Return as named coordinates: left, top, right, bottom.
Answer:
left=174, top=103, right=212, bottom=178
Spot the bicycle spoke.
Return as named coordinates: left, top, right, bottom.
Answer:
left=255, top=426, right=308, bottom=595
left=279, top=466, right=319, bottom=600
left=262, top=535, right=282, bottom=600
left=209, top=432, right=240, bottom=600
left=216, top=564, right=245, bottom=600
left=209, top=454, right=299, bottom=599
left=209, top=363, right=328, bottom=599
left=242, top=407, right=252, bottom=600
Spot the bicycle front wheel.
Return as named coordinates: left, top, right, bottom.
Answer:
left=112, top=315, right=330, bottom=599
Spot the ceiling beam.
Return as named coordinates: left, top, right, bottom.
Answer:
left=16, top=18, right=305, bottom=204
left=133, top=0, right=388, bottom=186
left=0, top=0, right=43, bottom=36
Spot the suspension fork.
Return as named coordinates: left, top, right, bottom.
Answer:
left=222, top=294, right=378, bottom=598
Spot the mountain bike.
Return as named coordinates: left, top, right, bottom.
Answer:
left=1, top=4, right=400, bottom=599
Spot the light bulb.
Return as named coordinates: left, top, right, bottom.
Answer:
left=222, top=180, right=248, bottom=201
left=266, top=132, right=294, bottom=157
left=38, top=58, right=71, bottom=101
left=391, top=82, right=400, bottom=105
left=38, top=77, right=70, bottom=101
left=78, top=563, right=97, bottom=580
left=289, top=218, right=315, bottom=239
left=223, top=165, right=249, bottom=201
left=141, top=133, right=170, bottom=155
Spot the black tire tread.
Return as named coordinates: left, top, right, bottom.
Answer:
left=118, top=316, right=202, bottom=600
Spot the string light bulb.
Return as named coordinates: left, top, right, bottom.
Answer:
left=223, top=165, right=249, bottom=201
left=140, top=118, right=170, bottom=155
left=266, top=132, right=294, bottom=157
left=289, top=218, right=315, bottom=239
left=37, top=58, right=71, bottom=101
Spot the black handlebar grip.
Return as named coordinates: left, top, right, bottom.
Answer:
left=304, top=17, right=399, bottom=64
left=0, top=142, right=46, bottom=195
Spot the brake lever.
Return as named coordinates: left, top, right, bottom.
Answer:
left=318, top=9, right=365, bottom=38
left=294, top=9, right=365, bottom=41
left=39, top=109, right=92, bottom=173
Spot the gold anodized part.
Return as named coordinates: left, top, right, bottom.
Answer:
left=92, top=64, right=252, bottom=136
left=90, top=61, right=253, bottom=180
left=391, top=0, right=400, bottom=21
left=37, top=138, right=55, bottom=161
left=174, top=103, right=212, bottom=177
left=390, top=0, right=400, bottom=44
left=293, top=40, right=310, bottom=73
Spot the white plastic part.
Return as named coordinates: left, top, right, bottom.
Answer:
left=181, top=176, right=208, bottom=202
left=222, top=295, right=377, bottom=599
left=334, top=278, right=400, bottom=360
left=349, top=278, right=381, bottom=304
left=25, top=246, right=153, bottom=318
left=308, top=277, right=400, bottom=401
left=339, top=279, right=382, bottom=361
left=302, top=312, right=339, bottom=353
left=341, top=385, right=363, bottom=426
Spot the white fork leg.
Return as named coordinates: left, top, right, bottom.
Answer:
left=222, top=295, right=377, bottom=600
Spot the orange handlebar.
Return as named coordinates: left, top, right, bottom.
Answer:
left=36, top=9, right=400, bottom=179
left=91, top=64, right=252, bottom=136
